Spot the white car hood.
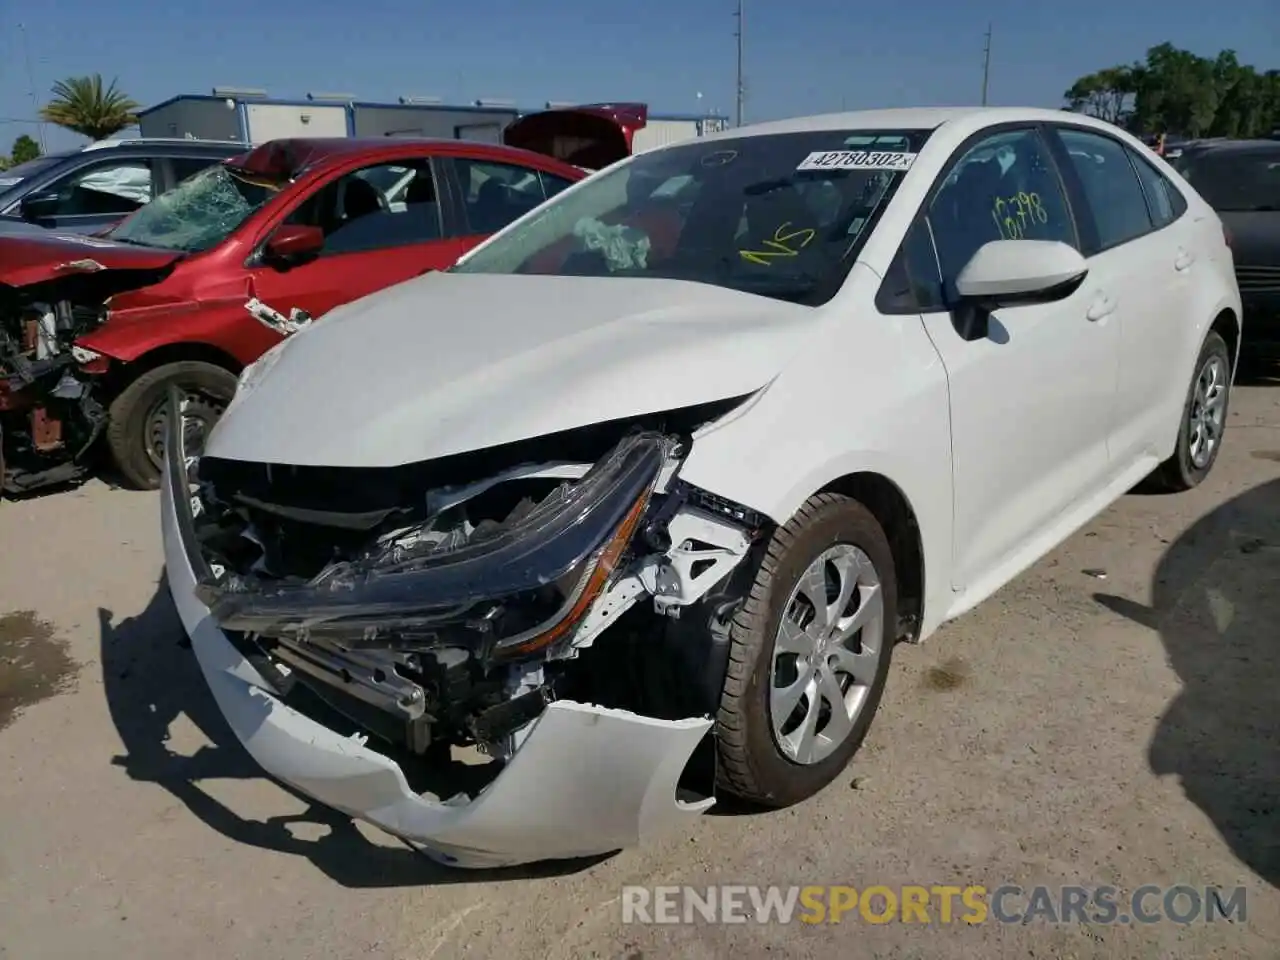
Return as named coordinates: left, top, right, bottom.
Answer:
left=206, top=271, right=819, bottom=467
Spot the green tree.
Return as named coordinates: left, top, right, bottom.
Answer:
left=10, top=134, right=40, bottom=165
left=1065, top=44, right=1278, bottom=139
left=1064, top=66, right=1137, bottom=125
left=39, top=74, right=140, bottom=140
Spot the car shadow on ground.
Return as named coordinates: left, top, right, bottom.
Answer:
left=1095, top=477, right=1279, bottom=890
left=98, top=582, right=612, bottom=888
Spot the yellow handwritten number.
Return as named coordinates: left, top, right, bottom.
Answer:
left=1027, top=192, right=1048, bottom=223
left=990, top=191, right=1048, bottom=239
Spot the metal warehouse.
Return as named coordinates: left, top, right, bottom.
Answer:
left=136, top=88, right=727, bottom=148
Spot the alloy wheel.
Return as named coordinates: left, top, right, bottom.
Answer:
left=769, top=543, right=886, bottom=765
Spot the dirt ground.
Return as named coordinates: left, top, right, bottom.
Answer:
left=1, top=379, right=1277, bottom=960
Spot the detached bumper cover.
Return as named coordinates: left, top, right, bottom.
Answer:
left=160, top=393, right=714, bottom=868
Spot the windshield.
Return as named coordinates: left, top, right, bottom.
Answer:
left=107, top=162, right=283, bottom=251
left=0, top=155, right=65, bottom=195
left=451, top=129, right=932, bottom=305
left=1181, top=149, right=1280, bottom=212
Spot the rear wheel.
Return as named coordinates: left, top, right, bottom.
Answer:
left=106, top=361, right=237, bottom=490
left=715, top=493, right=897, bottom=807
left=1149, top=331, right=1232, bottom=492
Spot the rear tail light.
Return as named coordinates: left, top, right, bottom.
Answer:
left=1223, top=223, right=1233, bottom=248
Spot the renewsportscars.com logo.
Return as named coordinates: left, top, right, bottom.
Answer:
left=620, top=884, right=1249, bottom=926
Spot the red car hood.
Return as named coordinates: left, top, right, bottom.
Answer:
left=0, top=232, right=182, bottom=289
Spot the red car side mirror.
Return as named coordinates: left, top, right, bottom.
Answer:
left=264, top=224, right=324, bottom=263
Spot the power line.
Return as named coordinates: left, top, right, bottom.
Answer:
left=980, top=23, right=992, bottom=106
left=17, top=23, right=47, bottom=150
left=733, top=0, right=745, bottom=127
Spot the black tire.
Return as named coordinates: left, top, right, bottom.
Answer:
left=715, top=492, right=897, bottom=807
left=1148, top=331, right=1232, bottom=493
left=106, top=361, right=238, bottom=490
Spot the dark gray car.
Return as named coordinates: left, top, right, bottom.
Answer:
left=0, top=138, right=246, bottom=236
left=1170, top=139, right=1280, bottom=354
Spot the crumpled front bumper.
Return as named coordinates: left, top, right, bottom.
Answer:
left=160, top=392, right=715, bottom=869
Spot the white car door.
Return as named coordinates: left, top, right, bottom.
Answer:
left=1050, top=126, right=1193, bottom=464
left=905, top=126, right=1120, bottom=594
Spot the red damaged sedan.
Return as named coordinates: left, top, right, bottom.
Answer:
left=0, top=135, right=588, bottom=494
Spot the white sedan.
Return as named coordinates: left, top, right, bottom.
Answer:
left=161, top=106, right=1241, bottom=868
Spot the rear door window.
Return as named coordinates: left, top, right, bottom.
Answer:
left=454, top=159, right=550, bottom=233
left=168, top=156, right=230, bottom=186
left=1054, top=128, right=1153, bottom=252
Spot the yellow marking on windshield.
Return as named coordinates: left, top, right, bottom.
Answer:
left=739, top=222, right=816, bottom=265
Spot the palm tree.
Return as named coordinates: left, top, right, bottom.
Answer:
left=40, top=75, right=140, bottom=140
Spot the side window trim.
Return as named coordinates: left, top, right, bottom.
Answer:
left=875, top=218, right=946, bottom=315
left=435, top=156, right=475, bottom=238
left=1040, top=124, right=1102, bottom=255
left=1126, top=148, right=1186, bottom=230
left=875, top=121, right=1081, bottom=314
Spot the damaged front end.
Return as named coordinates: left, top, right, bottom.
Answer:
left=0, top=263, right=171, bottom=493
left=165, top=387, right=771, bottom=866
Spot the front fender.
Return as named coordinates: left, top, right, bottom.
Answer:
left=77, top=297, right=279, bottom=367
left=677, top=314, right=955, bottom=638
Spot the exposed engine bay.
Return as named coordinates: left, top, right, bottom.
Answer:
left=186, top=397, right=770, bottom=769
left=0, top=267, right=164, bottom=493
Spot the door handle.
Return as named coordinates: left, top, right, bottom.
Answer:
left=1086, top=294, right=1116, bottom=321
left=1175, top=249, right=1195, bottom=271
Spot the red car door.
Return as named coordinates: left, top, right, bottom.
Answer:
left=243, top=156, right=472, bottom=322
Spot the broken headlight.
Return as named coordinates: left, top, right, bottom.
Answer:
left=195, top=430, right=672, bottom=660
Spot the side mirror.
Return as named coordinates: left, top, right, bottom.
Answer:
left=20, top=190, right=61, bottom=222
left=263, top=224, right=324, bottom=264
left=955, top=239, right=1088, bottom=309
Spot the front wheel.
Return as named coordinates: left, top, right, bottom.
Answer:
left=715, top=492, right=897, bottom=807
left=1149, top=330, right=1232, bottom=492
left=106, top=361, right=238, bottom=490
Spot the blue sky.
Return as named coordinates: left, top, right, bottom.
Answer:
left=2, top=0, right=1276, bottom=154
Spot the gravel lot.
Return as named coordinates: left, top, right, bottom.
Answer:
left=1, top=377, right=1277, bottom=960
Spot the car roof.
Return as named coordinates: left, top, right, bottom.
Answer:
left=229, top=137, right=584, bottom=180
left=81, top=140, right=246, bottom=156
left=1180, top=138, right=1280, bottom=158
left=82, top=137, right=246, bottom=151
left=695, top=106, right=1135, bottom=142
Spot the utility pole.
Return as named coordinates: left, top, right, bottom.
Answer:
left=980, top=23, right=992, bottom=106
left=734, top=0, right=745, bottom=127
left=18, top=23, right=46, bottom=151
